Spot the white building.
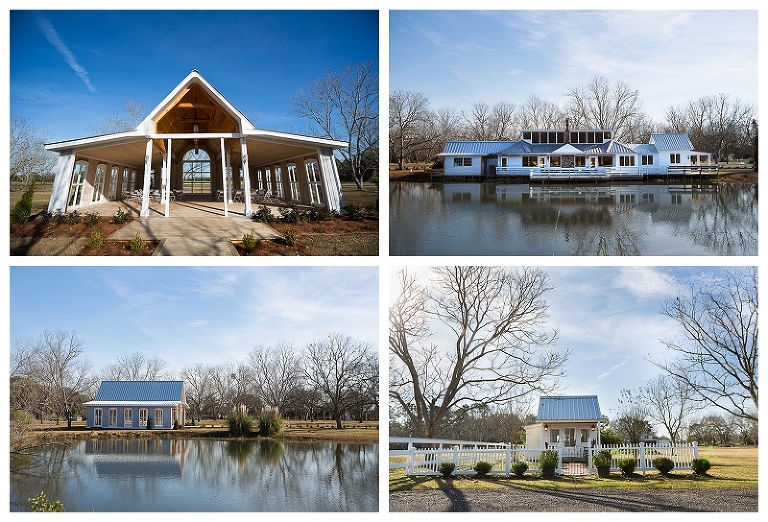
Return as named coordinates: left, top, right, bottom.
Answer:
left=45, top=70, right=347, bottom=217
left=525, top=395, right=604, bottom=457
left=440, top=126, right=717, bottom=180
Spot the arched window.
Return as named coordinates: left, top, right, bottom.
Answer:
left=121, top=168, right=130, bottom=197
left=273, top=165, right=284, bottom=198
left=287, top=163, right=301, bottom=201
left=264, top=167, right=272, bottom=193
left=183, top=149, right=211, bottom=194
left=305, top=160, right=323, bottom=205
left=68, top=160, right=88, bottom=206
left=92, top=163, right=106, bottom=203
left=109, top=166, right=119, bottom=200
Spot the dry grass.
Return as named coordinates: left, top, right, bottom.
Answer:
left=389, top=446, right=757, bottom=492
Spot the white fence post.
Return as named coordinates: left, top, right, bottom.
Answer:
left=453, top=446, right=459, bottom=473
left=693, top=441, right=698, bottom=460
left=505, top=444, right=511, bottom=474
left=639, top=441, right=647, bottom=476
left=557, top=440, right=564, bottom=474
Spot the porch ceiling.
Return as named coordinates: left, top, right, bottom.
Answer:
left=243, top=137, right=318, bottom=167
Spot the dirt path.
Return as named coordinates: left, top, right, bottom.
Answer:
left=389, top=488, right=757, bottom=512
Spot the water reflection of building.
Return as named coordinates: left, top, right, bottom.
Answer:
left=85, top=438, right=188, bottom=476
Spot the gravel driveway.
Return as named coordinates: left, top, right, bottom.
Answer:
left=389, top=488, right=758, bottom=512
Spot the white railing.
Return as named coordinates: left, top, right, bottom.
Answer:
left=390, top=438, right=698, bottom=477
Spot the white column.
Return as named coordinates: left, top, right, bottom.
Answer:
left=317, top=148, right=344, bottom=212
left=226, top=149, right=233, bottom=203
left=220, top=137, right=228, bottom=217
left=241, top=137, right=252, bottom=217
left=48, top=150, right=77, bottom=212
left=140, top=139, right=153, bottom=217
left=164, top=138, right=172, bottom=217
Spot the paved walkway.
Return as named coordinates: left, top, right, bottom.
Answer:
left=102, top=199, right=280, bottom=256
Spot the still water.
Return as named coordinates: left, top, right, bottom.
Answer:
left=10, top=438, right=378, bottom=512
left=390, top=181, right=757, bottom=256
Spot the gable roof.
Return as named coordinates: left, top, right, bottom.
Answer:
left=441, top=141, right=512, bottom=156
left=536, top=395, right=601, bottom=421
left=92, top=381, right=185, bottom=402
left=649, top=133, right=693, bottom=151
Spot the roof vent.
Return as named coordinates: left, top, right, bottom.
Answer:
left=191, top=69, right=199, bottom=74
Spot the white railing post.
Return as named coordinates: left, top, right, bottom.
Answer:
left=557, top=440, right=564, bottom=474
left=407, top=441, right=414, bottom=475
left=639, top=442, right=647, bottom=476
left=693, top=441, right=698, bottom=460
left=453, top=446, right=459, bottom=473
left=588, top=445, right=594, bottom=473
left=505, top=444, right=511, bottom=474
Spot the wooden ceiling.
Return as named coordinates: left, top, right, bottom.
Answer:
left=153, top=83, right=239, bottom=134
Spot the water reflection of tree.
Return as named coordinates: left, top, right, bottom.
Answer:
left=687, top=183, right=757, bottom=255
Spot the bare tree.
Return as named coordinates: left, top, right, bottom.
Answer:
left=565, top=75, right=648, bottom=142
left=389, top=267, right=568, bottom=438
left=181, top=363, right=212, bottom=422
left=657, top=267, right=757, bottom=422
left=22, top=330, right=96, bottom=428
left=103, top=351, right=173, bottom=381
left=248, top=343, right=302, bottom=413
left=303, top=333, right=376, bottom=429
left=10, top=117, right=57, bottom=187
left=292, top=61, right=378, bottom=189
left=389, top=90, right=432, bottom=168
left=88, top=97, right=147, bottom=135
left=461, top=101, right=494, bottom=140
left=516, top=95, right=565, bottom=130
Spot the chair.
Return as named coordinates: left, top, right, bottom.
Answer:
left=262, top=190, right=273, bottom=203
left=216, top=189, right=224, bottom=201
left=233, top=190, right=243, bottom=202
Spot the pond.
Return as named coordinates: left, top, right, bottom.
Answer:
left=10, top=438, right=378, bottom=512
left=389, top=181, right=757, bottom=256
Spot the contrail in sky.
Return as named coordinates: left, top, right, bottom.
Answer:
left=37, top=15, right=97, bottom=93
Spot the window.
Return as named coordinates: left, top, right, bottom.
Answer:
left=549, top=429, right=560, bottom=444
left=522, top=131, right=532, bottom=141
left=122, top=168, right=130, bottom=196
left=273, top=165, right=284, bottom=197
left=155, top=409, right=163, bottom=428
left=575, top=156, right=586, bottom=167
left=580, top=429, right=589, bottom=443
left=453, top=157, right=472, bottom=167
left=619, top=156, right=635, bottom=167
left=523, top=156, right=537, bottom=167
left=671, top=194, right=683, bottom=205
left=305, top=160, right=323, bottom=205
left=139, top=409, right=148, bottom=427
left=256, top=169, right=263, bottom=191
left=642, top=155, right=654, bottom=165
left=620, top=194, right=636, bottom=204
left=68, top=161, right=88, bottom=206
left=182, top=149, right=211, bottom=194
left=109, top=166, right=119, bottom=200
left=109, top=408, right=117, bottom=427
left=550, top=156, right=561, bottom=167
left=670, top=153, right=681, bottom=164
left=287, top=163, right=301, bottom=201
left=598, top=156, right=614, bottom=167
left=500, top=157, right=508, bottom=168
left=264, top=167, right=272, bottom=193
left=124, top=409, right=133, bottom=427
left=94, top=408, right=102, bottom=427
left=564, top=428, right=575, bottom=447
left=92, top=164, right=106, bottom=202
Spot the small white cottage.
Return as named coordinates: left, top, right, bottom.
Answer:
left=84, top=381, right=187, bottom=430
left=525, top=395, right=603, bottom=457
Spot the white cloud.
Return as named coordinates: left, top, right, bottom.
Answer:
left=37, top=15, right=97, bottom=93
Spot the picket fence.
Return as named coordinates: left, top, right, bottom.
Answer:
left=390, top=437, right=699, bottom=476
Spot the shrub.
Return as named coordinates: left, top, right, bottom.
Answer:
left=539, top=449, right=559, bottom=469
left=27, top=491, right=63, bottom=512
left=279, top=204, right=305, bottom=224
left=438, top=462, right=456, bottom=478
left=252, top=205, right=275, bottom=223
left=511, top=460, right=528, bottom=477
left=63, top=210, right=81, bottom=225
left=306, top=206, right=335, bottom=222
left=11, top=180, right=36, bottom=224
left=283, top=226, right=298, bottom=247
left=228, top=408, right=253, bottom=437
left=242, top=233, right=259, bottom=253
left=129, top=232, right=147, bottom=254
left=617, top=457, right=636, bottom=476
left=473, top=461, right=493, bottom=477
left=592, top=449, right=612, bottom=468
left=112, top=207, right=134, bottom=224
left=344, top=204, right=366, bottom=221
left=87, top=228, right=105, bottom=250
left=84, top=212, right=100, bottom=226
left=653, top=457, right=675, bottom=475
left=258, top=407, right=284, bottom=437
left=691, top=457, right=711, bottom=476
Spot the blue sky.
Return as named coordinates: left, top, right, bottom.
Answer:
left=390, top=9, right=758, bottom=124
left=10, top=266, right=379, bottom=377
left=389, top=265, right=750, bottom=427
left=9, top=8, right=378, bottom=141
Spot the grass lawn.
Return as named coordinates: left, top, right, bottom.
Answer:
left=389, top=446, right=757, bottom=492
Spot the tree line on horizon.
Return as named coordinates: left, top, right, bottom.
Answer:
left=10, top=331, right=378, bottom=435
left=389, top=75, right=758, bottom=170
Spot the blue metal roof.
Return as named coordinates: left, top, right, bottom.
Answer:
left=649, top=133, right=693, bottom=150
left=94, top=381, right=184, bottom=402
left=537, top=395, right=602, bottom=421
left=442, top=141, right=512, bottom=156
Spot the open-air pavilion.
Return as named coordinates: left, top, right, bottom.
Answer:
left=45, top=69, right=348, bottom=218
